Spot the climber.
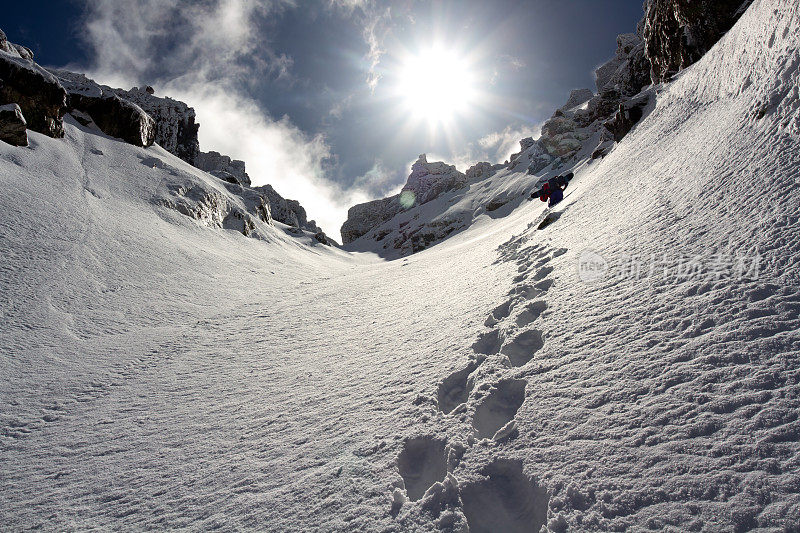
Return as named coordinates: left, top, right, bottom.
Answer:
left=530, top=172, right=573, bottom=207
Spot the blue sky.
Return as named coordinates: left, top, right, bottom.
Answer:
left=3, top=0, right=644, bottom=234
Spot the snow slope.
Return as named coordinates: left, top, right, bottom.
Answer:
left=2, top=0, right=800, bottom=531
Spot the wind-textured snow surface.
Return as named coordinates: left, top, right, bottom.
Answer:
left=2, top=0, right=800, bottom=530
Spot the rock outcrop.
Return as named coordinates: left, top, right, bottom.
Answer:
left=70, top=92, right=155, bottom=147
left=0, top=30, right=326, bottom=244
left=341, top=195, right=403, bottom=245
left=341, top=155, right=467, bottom=245
left=0, top=103, right=28, bottom=146
left=0, top=29, right=33, bottom=60
left=195, top=151, right=251, bottom=186
left=114, top=86, right=200, bottom=164
left=0, top=29, right=67, bottom=138
left=250, top=183, right=323, bottom=234
left=560, top=88, right=594, bottom=111
left=402, top=154, right=467, bottom=206
left=535, top=25, right=655, bottom=160
left=605, top=90, right=655, bottom=142
left=50, top=70, right=200, bottom=162
left=507, top=138, right=553, bottom=174
left=595, top=33, right=651, bottom=97
left=466, top=161, right=503, bottom=181
left=642, top=0, right=754, bottom=83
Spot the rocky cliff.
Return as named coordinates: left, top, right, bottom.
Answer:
left=341, top=154, right=467, bottom=245
left=642, top=0, right=754, bottom=83
left=49, top=70, right=198, bottom=160
left=0, top=28, right=328, bottom=244
left=0, top=30, right=67, bottom=138
left=195, top=151, right=251, bottom=187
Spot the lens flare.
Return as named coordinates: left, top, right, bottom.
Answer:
left=399, top=190, right=417, bottom=208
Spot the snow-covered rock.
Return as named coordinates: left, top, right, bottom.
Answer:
left=70, top=92, right=155, bottom=147
left=341, top=195, right=403, bottom=245
left=49, top=70, right=200, bottom=163
left=114, top=86, right=200, bottom=165
left=595, top=33, right=651, bottom=97
left=403, top=154, right=467, bottom=206
left=0, top=28, right=33, bottom=60
left=0, top=103, right=28, bottom=146
left=250, top=183, right=323, bottom=234
left=465, top=161, right=502, bottom=181
left=195, top=151, right=251, bottom=186
left=604, top=89, right=656, bottom=142
left=0, top=29, right=67, bottom=138
left=341, top=155, right=467, bottom=245
left=45, top=68, right=324, bottom=239
left=508, top=137, right=553, bottom=174
left=560, top=88, right=594, bottom=111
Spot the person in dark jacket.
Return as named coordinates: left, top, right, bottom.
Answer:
left=530, top=172, right=573, bottom=207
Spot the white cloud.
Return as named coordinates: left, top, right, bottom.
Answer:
left=350, top=159, right=403, bottom=198
left=82, top=0, right=296, bottom=84
left=76, top=0, right=371, bottom=236
left=163, top=83, right=368, bottom=234
left=326, top=0, right=396, bottom=91
left=422, top=124, right=542, bottom=175
left=478, top=124, right=542, bottom=162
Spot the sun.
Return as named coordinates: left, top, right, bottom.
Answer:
left=396, top=47, right=477, bottom=125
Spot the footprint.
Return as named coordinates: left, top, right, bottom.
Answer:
left=438, top=360, right=481, bottom=414
left=501, top=330, right=545, bottom=367
left=533, top=256, right=551, bottom=268
left=553, top=248, right=567, bottom=258
left=472, top=330, right=504, bottom=355
left=508, top=285, right=543, bottom=300
left=459, top=459, right=549, bottom=533
left=397, top=437, right=448, bottom=501
left=485, top=300, right=514, bottom=327
left=515, top=301, right=548, bottom=327
left=473, top=379, right=527, bottom=439
left=534, top=279, right=554, bottom=292
left=532, top=266, right=553, bottom=281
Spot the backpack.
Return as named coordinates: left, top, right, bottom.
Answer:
left=539, top=182, right=550, bottom=202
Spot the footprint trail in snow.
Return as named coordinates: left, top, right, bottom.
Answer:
left=390, top=226, right=566, bottom=530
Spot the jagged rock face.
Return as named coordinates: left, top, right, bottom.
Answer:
left=341, top=155, right=467, bottom=245
left=538, top=115, right=586, bottom=159
left=403, top=154, right=467, bottom=206
left=0, top=103, right=28, bottom=146
left=69, top=93, right=155, bottom=147
left=506, top=137, right=553, bottom=173
left=208, top=170, right=240, bottom=184
left=341, top=195, right=402, bottom=245
left=643, top=0, right=753, bottom=83
left=561, top=88, right=594, bottom=111
left=195, top=151, right=251, bottom=186
left=466, top=162, right=497, bottom=181
left=0, top=30, right=67, bottom=138
left=116, top=87, right=200, bottom=164
left=0, top=29, right=33, bottom=60
left=50, top=70, right=200, bottom=164
left=604, top=90, right=654, bottom=142
left=251, top=183, right=322, bottom=234
left=595, top=33, right=651, bottom=97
